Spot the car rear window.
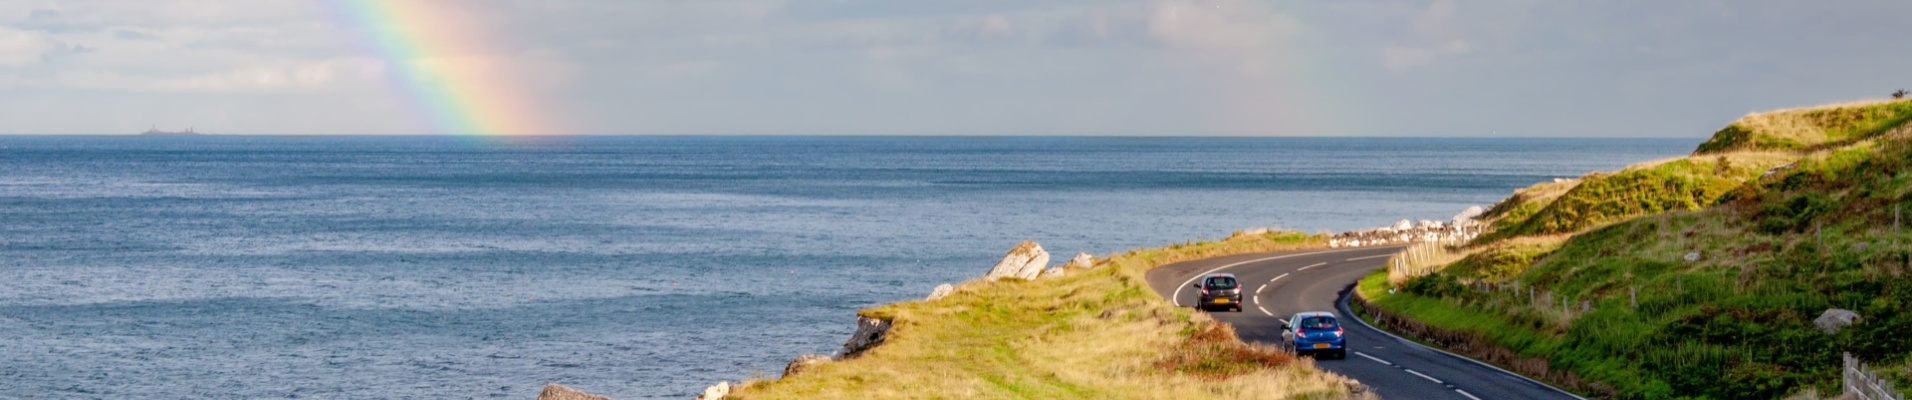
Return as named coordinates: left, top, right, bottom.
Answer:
left=1205, top=277, right=1238, bottom=289
left=1298, top=316, right=1338, bottom=329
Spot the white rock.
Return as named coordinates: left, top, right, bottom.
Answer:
left=1392, top=219, right=1414, bottom=231
left=926, top=283, right=954, bottom=301
left=1452, top=205, right=1485, bottom=222
left=982, top=240, right=1050, bottom=281
left=696, top=381, right=730, bottom=400
left=1815, top=309, right=1860, bottom=334
left=837, top=316, right=892, bottom=359
left=1067, top=252, right=1094, bottom=269
left=1043, top=267, right=1065, bottom=278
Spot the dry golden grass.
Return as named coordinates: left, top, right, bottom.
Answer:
left=1696, top=98, right=1912, bottom=154
left=729, top=233, right=1374, bottom=400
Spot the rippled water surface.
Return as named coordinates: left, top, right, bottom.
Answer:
left=0, top=136, right=1695, bottom=398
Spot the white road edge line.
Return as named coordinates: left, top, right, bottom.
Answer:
left=1345, top=254, right=1392, bottom=261
left=1257, top=305, right=1273, bottom=316
left=1296, top=262, right=1327, bottom=271
left=1169, top=247, right=1377, bottom=306
left=1340, top=285, right=1589, bottom=400
left=1404, top=369, right=1444, bottom=384
left=1455, top=389, right=1484, bottom=400
left=1353, top=351, right=1391, bottom=366
left=1256, top=284, right=1268, bottom=295
left=1270, top=272, right=1290, bottom=282
left=1276, top=318, right=1287, bottom=324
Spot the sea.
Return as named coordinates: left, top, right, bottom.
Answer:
left=0, top=136, right=1696, bottom=399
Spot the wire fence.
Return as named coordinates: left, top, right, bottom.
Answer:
left=1846, top=352, right=1906, bottom=400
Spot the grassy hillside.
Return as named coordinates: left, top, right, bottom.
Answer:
left=1471, top=152, right=1795, bottom=243
left=729, top=231, right=1373, bottom=400
left=1363, top=100, right=1912, bottom=399
left=1694, top=99, right=1912, bottom=154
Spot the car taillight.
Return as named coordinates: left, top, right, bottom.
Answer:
left=1200, top=287, right=1209, bottom=295
left=1334, top=328, right=1344, bottom=337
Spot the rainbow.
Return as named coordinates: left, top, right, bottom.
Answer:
left=327, top=0, right=549, bottom=136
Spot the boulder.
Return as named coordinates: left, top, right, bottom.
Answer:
left=1043, top=267, right=1065, bottom=278
left=1067, top=252, right=1094, bottom=269
left=1392, top=219, right=1413, bottom=231
left=1815, top=309, right=1861, bottom=334
left=696, top=381, right=729, bottom=400
left=537, top=383, right=610, bottom=400
left=837, top=316, right=892, bottom=359
left=926, top=283, right=954, bottom=301
left=783, top=354, right=831, bottom=377
left=982, top=240, right=1050, bottom=281
left=1451, top=205, right=1485, bottom=223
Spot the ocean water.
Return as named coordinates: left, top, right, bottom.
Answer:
left=0, top=136, right=1695, bottom=399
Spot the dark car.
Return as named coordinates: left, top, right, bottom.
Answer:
left=1191, top=273, right=1243, bottom=312
left=1282, top=311, right=1346, bottom=359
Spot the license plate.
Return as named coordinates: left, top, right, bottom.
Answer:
left=1313, top=343, right=1330, bottom=349
left=1215, top=298, right=1229, bottom=304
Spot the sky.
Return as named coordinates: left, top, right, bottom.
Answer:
left=0, top=0, right=1907, bottom=137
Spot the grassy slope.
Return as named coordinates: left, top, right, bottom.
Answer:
left=1695, top=100, right=1912, bottom=154
left=1363, top=100, right=1912, bottom=399
left=730, top=232, right=1371, bottom=400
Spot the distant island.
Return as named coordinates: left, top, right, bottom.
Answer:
left=140, top=126, right=203, bottom=136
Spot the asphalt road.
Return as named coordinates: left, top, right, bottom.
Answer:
left=1146, top=246, right=1583, bottom=400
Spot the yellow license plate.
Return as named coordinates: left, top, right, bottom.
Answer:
left=1313, top=343, right=1330, bottom=349
left=1215, top=298, right=1229, bottom=304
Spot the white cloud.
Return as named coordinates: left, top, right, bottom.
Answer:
left=1146, top=0, right=1300, bottom=50
left=1383, top=39, right=1471, bottom=72
left=56, top=58, right=386, bottom=93
left=0, top=27, right=58, bottom=66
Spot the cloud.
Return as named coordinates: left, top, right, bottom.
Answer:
left=1383, top=39, right=1471, bottom=72
left=0, top=27, right=58, bottom=65
left=57, top=58, right=386, bottom=93
left=112, top=29, right=159, bottom=41
left=1146, top=0, right=1300, bottom=50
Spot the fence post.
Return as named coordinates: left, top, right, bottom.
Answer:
left=1631, top=286, right=1637, bottom=309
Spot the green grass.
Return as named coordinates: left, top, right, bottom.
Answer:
left=1695, top=99, right=1912, bottom=154
left=1474, top=152, right=1795, bottom=243
left=1365, top=100, right=1912, bottom=399
left=730, top=231, right=1375, bottom=400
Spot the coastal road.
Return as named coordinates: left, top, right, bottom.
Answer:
left=1146, top=246, right=1582, bottom=400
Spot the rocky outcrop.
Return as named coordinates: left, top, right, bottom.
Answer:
left=926, top=283, right=954, bottom=300
left=537, top=383, right=610, bottom=400
left=696, top=381, right=729, bottom=400
left=1329, top=207, right=1487, bottom=248
left=1815, top=309, right=1860, bottom=334
left=1042, top=267, right=1065, bottom=278
left=836, top=316, right=892, bottom=359
left=783, top=354, right=831, bottom=377
left=982, top=240, right=1050, bottom=281
left=1066, top=252, right=1094, bottom=269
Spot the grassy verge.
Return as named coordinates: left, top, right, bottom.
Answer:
left=1364, top=100, right=1912, bottom=399
left=729, top=231, right=1376, bottom=399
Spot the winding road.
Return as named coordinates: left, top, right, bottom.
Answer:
left=1146, top=246, right=1582, bottom=400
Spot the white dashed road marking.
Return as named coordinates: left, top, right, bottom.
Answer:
left=1404, top=369, right=1444, bottom=384
left=1455, top=389, right=1483, bottom=400
left=1257, top=305, right=1273, bottom=316
left=1346, top=254, right=1393, bottom=261
left=1168, top=248, right=1374, bottom=306
left=1353, top=351, right=1391, bottom=365
left=1297, top=262, right=1327, bottom=271
left=1270, top=272, right=1290, bottom=282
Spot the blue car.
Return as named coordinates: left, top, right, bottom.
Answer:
left=1283, top=311, right=1346, bottom=359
